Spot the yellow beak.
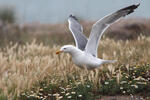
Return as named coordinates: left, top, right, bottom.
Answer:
left=56, top=50, right=62, bottom=54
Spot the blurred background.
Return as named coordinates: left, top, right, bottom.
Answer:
left=0, top=0, right=149, bottom=23
left=0, top=0, right=149, bottom=47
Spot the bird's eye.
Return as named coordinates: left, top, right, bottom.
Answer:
left=64, top=48, right=66, bottom=50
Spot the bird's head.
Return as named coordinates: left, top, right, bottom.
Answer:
left=56, top=45, right=75, bottom=54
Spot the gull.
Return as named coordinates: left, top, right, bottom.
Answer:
left=56, top=4, right=140, bottom=70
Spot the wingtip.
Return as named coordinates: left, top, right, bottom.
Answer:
left=69, top=14, right=78, bottom=20
left=133, top=3, right=140, bottom=9
left=117, top=3, right=140, bottom=15
left=69, top=14, right=73, bottom=17
left=129, top=3, right=140, bottom=14
left=136, top=3, right=140, bottom=7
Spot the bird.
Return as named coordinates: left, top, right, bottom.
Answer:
left=56, top=4, right=140, bottom=70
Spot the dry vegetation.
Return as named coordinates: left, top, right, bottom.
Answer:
left=0, top=18, right=150, bottom=100
left=0, top=36, right=149, bottom=100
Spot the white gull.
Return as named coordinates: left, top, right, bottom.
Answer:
left=56, top=4, right=140, bottom=70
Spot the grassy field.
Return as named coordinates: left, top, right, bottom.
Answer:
left=0, top=36, right=149, bottom=100
left=0, top=18, right=150, bottom=100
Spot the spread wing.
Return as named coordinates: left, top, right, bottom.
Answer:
left=68, top=15, right=88, bottom=51
left=85, top=4, right=140, bottom=57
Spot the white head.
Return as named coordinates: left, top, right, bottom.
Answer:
left=56, top=45, right=77, bottom=55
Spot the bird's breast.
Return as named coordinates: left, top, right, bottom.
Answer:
left=72, top=53, right=101, bottom=68
left=72, top=53, right=85, bottom=66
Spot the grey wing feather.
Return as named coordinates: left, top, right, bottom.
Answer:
left=68, top=15, right=88, bottom=50
left=85, top=4, right=140, bottom=57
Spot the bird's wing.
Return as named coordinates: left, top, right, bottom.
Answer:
left=68, top=15, right=88, bottom=51
left=85, top=4, right=140, bottom=57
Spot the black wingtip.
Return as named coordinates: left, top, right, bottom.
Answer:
left=118, top=3, right=140, bottom=15
left=136, top=3, right=140, bottom=7
left=69, top=14, right=78, bottom=20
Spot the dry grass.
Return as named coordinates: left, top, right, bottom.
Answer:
left=0, top=36, right=150, bottom=99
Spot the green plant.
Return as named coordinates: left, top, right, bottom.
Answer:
left=0, top=6, right=16, bottom=23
